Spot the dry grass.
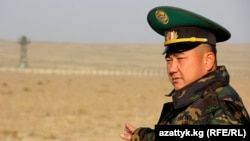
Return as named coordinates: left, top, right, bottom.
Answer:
left=0, top=40, right=249, bottom=141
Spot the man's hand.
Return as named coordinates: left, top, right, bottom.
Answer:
left=120, top=123, right=136, bottom=140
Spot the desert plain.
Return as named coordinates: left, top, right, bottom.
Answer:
left=0, top=40, right=249, bottom=141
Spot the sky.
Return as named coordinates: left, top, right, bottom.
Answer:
left=0, top=0, right=249, bottom=44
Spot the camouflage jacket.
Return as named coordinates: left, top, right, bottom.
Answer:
left=130, top=66, right=250, bottom=141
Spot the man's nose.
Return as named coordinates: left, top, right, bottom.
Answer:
left=167, top=61, right=178, bottom=73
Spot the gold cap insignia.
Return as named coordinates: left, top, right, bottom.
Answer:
left=155, top=9, right=169, bottom=24
left=164, top=30, right=208, bottom=46
left=166, top=31, right=178, bottom=41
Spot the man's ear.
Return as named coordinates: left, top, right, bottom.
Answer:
left=204, top=52, right=216, bottom=71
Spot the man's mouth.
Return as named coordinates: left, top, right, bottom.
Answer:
left=172, top=77, right=181, bottom=83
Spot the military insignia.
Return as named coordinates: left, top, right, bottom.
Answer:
left=155, top=9, right=169, bottom=24
left=166, top=31, right=178, bottom=41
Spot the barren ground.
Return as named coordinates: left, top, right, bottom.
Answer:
left=0, top=40, right=249, bottom=141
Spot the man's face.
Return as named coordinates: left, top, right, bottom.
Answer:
left=165, top=44, right=208, bottom=90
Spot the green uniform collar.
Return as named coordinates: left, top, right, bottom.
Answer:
left=167, top=66, right=229, bottom=109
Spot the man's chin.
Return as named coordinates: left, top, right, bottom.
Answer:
left=173, top=84, right=185, bottom=90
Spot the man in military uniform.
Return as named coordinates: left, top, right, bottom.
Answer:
left=120, top=6, right=250, bottom=141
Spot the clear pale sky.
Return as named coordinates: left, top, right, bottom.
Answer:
left=0, top=0, right=249, bottom=44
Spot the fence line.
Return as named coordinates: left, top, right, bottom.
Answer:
left=0, top=67, right=248, bottom=79
left=0, top=67, right=166, bottom=77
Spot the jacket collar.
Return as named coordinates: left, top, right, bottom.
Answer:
left=166, top=66, right=229, bottom=109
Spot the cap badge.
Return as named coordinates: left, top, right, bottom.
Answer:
left=155, top=9, right=169, bottom=24
left=166, top=31, right=178, bottom=41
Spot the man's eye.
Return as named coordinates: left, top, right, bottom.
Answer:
left=177, top=57, right=185, bottom=60
left=166, top=58, right=172, bottom=62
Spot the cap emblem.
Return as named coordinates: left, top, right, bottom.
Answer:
left=166, top=31, right=178, bottom=41
left=155, top=9, right=169, bottom=24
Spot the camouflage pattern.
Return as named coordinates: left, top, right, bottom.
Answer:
left=130, top=66, right=250, bottom=141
